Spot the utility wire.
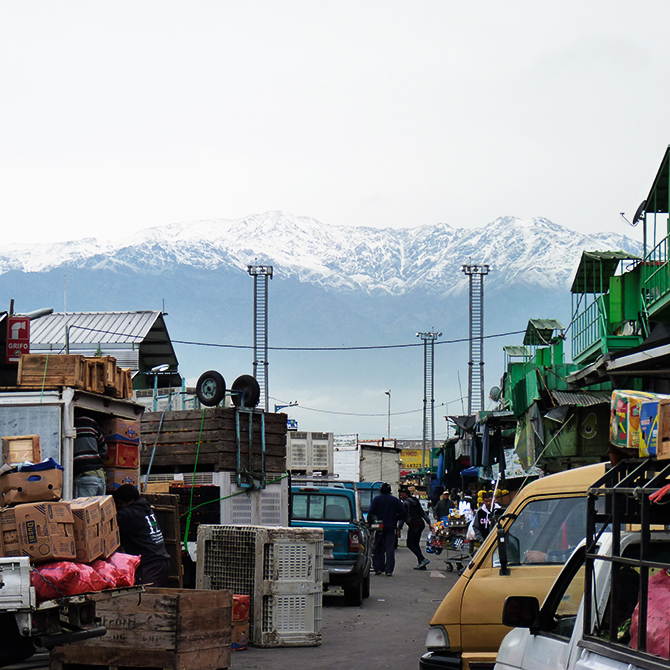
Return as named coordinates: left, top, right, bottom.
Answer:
left=58, top=325, right=525, bottom=352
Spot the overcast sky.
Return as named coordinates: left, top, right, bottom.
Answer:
left=3, top=2, right=670, bottom=246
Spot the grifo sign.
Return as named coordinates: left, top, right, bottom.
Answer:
left=6, top=316, right=30, bottom=363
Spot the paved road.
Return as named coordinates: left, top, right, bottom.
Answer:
left=232, top=536, right=460, bottom=670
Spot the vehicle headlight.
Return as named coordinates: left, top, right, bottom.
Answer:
left=425, top=626, right=450, bottom=651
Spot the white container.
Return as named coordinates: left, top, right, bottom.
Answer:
left=287, top=432, right=334, bottom=474
left=141, top=471, right=289, bottom=527
left=196, top=525, right=324, bottom=647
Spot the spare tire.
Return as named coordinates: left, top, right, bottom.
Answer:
left=196, top=370, right=226, bottom=407
left=231, top=374, right=261, bottom=408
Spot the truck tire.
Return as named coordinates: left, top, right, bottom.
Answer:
left=196, top=370, right=226, bottom=406
left=0, top=613, right=35, bottom=667
left=344, top=578, right=364, bottom=607
left=362, top=572, right=371, bottom=599
left=231, top=374, right=261, bottom=408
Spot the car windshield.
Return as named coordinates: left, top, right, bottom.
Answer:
left=359, top=489, right=373, bottom=513
left=505, top=496, right=587, bottom=565
left=292, top=493, right=353, bottom=522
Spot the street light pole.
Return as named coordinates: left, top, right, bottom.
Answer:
left=385, top=390, right=391, bottom=439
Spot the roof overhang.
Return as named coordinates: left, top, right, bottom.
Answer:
left=570, top=251, right=641, bottom=294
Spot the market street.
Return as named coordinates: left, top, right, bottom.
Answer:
left=232, top=536, right=460, bottom=670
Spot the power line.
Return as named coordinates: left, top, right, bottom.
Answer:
left=63, top=325, right=525, bottom=352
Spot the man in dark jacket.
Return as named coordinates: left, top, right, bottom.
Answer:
left=112, top=484, right=171, bottom=587
left=73, top=415, right=107, bottom=498
left=367, top=482, right=405, bottom=576
left=398, top=487, right=432, bottom=570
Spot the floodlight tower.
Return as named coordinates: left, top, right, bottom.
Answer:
left=461, top=263, right=490, bottom=415
left=247, top=264, right=273, bottom=412
left=417, top=329, right=441, bottom=469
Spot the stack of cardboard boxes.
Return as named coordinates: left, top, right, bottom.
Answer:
left=231, top=594, right=250, bottom=651
left=0, top=496, right=120, bottom=564
left=101, top=418, right=141, bottom=492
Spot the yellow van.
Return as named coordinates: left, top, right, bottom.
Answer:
left=419, top=462, right=606, bottom=670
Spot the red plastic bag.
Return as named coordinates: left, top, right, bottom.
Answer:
left=106, top=552, right=141, bottom=587
left=630, top=569, right=670, bottom=658
left=31, top=561, right=110, bottom=602
left=89, top=557, right=119, bottom=588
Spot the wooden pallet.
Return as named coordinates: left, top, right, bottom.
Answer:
left=140, top=408, right=287, bottom=474
left=51, top=587, right=232, bottom=670
left=17, top=354, right=134, bottom=399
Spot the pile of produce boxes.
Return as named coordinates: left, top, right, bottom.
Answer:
left=101, top=417, right=141, bottom=492
left=610, top=390, right=670, bottom=458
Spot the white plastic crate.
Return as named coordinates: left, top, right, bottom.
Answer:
left=0, top=557, right=34, bottom=609
left=196, top=525, right=324, bottom=647
left=141, top=471, right=289, bottom=527
left=287, top=432, right=334, bottom=474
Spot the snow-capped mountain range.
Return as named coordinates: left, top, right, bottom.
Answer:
left=0, top=212, right=642, bottom=295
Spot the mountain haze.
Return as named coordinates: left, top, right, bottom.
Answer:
left=0, top=212, right=643, bottom=439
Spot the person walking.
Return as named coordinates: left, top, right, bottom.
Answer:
left=399, top=486, right=432, bottom=570
left=367, top=482, right=406, bottom=576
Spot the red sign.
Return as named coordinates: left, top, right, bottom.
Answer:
left=6, top=316, right=30, bottom=363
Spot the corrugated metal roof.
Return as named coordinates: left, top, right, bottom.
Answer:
left=503, top=345, right=531, bottom=357
left=26, top=311, right=179, bottom=384
left=570, top=251, right=640, bottom=294
left=30, top=311, right=158, bottom=345
left=549, top=390, right=609, bottom=407
left=523, top=319, right=564, bottom=346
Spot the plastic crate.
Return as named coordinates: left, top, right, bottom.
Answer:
left=195, top=525, right=323, bottom=647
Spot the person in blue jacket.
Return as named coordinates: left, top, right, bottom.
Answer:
left=367, top=482, right=406, bottom=576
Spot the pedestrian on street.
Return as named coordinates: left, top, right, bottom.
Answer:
left=398, top=486, right=432, bottom=570
left=367, top=482, right=406, bottom=576
left=432, top=491, right=454, bottom=521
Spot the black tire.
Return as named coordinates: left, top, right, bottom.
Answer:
left=343, top=578, right=364, bottom=607
left=362, top=572, right=371, bottom=599
left=196, top=370, right=226, bottom=407
left=446, top=562, right=453, bottom=572
left=0, top=613, right=35, bottom=666
left=231, top=374, right=261, bottom=408
left=434, top=547, right=443, bottom=555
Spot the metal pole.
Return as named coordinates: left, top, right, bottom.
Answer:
left=385, top=390, right=391, bottom=439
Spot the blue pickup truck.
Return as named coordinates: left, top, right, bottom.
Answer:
left=290, top=484, right=373, bottom=606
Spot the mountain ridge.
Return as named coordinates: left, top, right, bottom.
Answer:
left=0, top=212, right=643, bottom=296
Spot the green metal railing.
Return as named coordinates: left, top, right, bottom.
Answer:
left=641, top=235, right=670, bottom=318
left=571, top=297, right=607, bottom=361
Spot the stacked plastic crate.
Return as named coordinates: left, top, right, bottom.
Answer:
left=196, top=525, right=324, bottom=647
left=100, top=418, right=141, bottom=492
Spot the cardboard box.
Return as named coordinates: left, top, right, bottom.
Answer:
left=231, top=622, right=249, bottom=651
left=14, top=501, right=76, bottom=562
left=100, top=418, right=140, bottom=444
left=0, top=468, right=63, bottom=505
left=610, top=390, right=659, bottom=450
left=232, top=594, right=250, bottom=623
left=102, top=526, right=120, bottom=558
left=105, top=468, right=138, bottom=491
left=103, top=442, right=139, bottom=468
left=144, top=482, right=172, bottom=494
left=97, top=495, right=116, bottom=523
left=657, top=399, right=670, bottom=460
left=71, top=497, right=103, bottom=562
left=1, top=435, right=41, bottom=466
left=1, top=508, right=16, bottom=530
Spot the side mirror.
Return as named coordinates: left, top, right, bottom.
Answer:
left=497, top=526, right=510, bottom=576
left=502, top=596, right=540, bottom=629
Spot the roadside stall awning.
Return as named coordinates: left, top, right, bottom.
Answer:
left=570, top=251, right=640, bottom=295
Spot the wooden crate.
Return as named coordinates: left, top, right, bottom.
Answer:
left=140, top=408, right=287, bottom=474
left=1, top=434, right=41, bottom=466
left=17, top=354, right=86, bottom=389
left=51, top=587, right=232, bottom=670
left=143, top=493, right=184, bottom=588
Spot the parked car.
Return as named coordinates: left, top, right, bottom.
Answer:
left=290, top=484, right=372, bottom=606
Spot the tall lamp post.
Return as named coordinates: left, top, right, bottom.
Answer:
left=385, top=390, right=391, bottom=439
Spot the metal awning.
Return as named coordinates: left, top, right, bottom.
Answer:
left=548, top=390, right=609, bottom=407
left=570, top=251, right=640, bottom=294
left=523, top=319, right=564, bottom=346
left=645, top=145, right=670, bottom=215
left=503, top=345, right=531, bottom=358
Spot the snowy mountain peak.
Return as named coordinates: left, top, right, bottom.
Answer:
left=0, top=211, right=643, bottom=296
